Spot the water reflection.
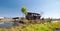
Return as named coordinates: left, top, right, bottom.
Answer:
left=0, top=22, right=13, bottom=28
left=0, top=21, right=24, bottom=28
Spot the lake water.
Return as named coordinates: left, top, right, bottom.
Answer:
left=0, top=21, right=24, bottom=28
left=0, top=22, right=14, bottom=28
left=56, top=30, right=60, bottom=31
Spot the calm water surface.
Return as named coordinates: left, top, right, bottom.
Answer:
left=0, top=22, right=14, bottom=28
left=0, top=21, right=24, bottom=28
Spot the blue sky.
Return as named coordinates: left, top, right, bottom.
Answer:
left=0, top=0, right=60, bottom=18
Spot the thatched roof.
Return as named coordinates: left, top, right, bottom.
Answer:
left=27, top=12, right=40, bottom=15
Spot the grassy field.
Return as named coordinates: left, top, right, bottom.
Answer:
left=0, top=22, right=60, bottom=31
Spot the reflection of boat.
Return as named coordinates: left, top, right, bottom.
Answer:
left=0, top=22, right=4, bottom=24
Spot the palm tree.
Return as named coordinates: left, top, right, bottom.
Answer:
left=21, top=6, right=29, bottom=24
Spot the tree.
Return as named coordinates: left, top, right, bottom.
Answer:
left=21, top=6, right=28, bottom=15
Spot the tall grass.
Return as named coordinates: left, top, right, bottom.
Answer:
left=0, top=22, right=60, bottom=31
